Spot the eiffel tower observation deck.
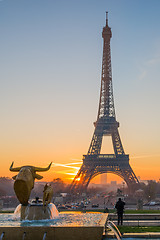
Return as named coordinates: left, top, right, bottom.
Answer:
left=70, top=13, right=139, bottom=193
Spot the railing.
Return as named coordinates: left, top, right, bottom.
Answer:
left=104, top=219, right=122, bottom=240
left=98, top=154, right=116, bottom=158
left=83, top=154, right=129, bottom=160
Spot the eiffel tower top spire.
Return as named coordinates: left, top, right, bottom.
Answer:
left=106, top=11, right=108, bottom=26
left=97, top=12, right=115, bottom=120
left=102, top=11, right=112, bottom=38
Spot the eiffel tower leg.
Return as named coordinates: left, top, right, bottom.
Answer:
left=87, top=128, right=103, bottom=155
left=112, top=129, right=125, bottom=155
left=70, top=164, right=96, bottom=193
left=113, top=164, right=140, bottom=193
left=69, top=171, right=81, bottom=192
left=81, top=169, right=95, bottom=190
left=122, top=167, right=140, bottom=193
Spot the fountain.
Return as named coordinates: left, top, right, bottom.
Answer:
left=14, top=201, right=59, bottom=221
left=0, top=212, right=108, bottom=240
left=0, top=162, right=108, bottom=240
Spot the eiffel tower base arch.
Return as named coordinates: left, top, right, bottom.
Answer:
left=70, top=155, right=140, bottom=194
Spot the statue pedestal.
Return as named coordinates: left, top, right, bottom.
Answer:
left=21, top=204, right=54, bottom=220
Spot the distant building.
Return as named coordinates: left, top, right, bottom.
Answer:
left=111, top=181, right=117, bottom=186
left=0, top=200, right=3, bottom=210
left=100, top=173, right=107, bottom=185
left=54, top=197, right=63, bottom=204
left=139, top=180, right=156, bottom=185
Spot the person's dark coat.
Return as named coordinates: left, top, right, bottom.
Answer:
left=115, top=198, right=125, bottom=213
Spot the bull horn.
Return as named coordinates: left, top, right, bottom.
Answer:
left=34, top=162, right=52, bottom=172
left=9, top=162, right=21, bottom=172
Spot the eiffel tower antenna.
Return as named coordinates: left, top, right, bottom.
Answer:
left=106, top=11, right=108, bottom=26
left=70, top=13, right=139, bottom=193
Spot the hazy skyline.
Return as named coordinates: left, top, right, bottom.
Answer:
left=1, top=0, right=160, bottom=183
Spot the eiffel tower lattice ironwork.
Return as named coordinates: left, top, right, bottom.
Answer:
left=70, top=13, right=139, bottom=193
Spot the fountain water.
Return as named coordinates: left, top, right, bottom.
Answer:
left=13, top=202, right=59, bottom=220
left=13, top=204, right=22, bottom=220
left=22, top=232, right=26, bottom=240
left=21, top=202, right=59, bottom=220
left=48, top=203, right=59, bottom=219
left=0, top=232, right=4, bottom=240
left=42, top=232, right=47, bottom=240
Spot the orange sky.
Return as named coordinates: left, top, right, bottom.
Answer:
left=3, top=132, right=160, bottom=184
left=1, top=105, right=160, bottom=184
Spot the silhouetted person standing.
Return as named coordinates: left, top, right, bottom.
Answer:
left=115, top=198, right=125, bottom=225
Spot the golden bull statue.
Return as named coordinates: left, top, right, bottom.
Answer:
left=10, top=162, right=52, bottom=205
left=43, top=183, right=53, bottom=208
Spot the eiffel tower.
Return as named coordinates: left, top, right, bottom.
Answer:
left=70, top=13, right=139, bottom=193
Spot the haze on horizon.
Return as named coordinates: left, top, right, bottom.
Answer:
left=0, top=0, right=160, bottom=184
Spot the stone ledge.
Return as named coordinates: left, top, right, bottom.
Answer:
left=0, top=226, right=104, bottom=240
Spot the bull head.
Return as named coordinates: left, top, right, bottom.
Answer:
left=10, top=162, right=52, bottom=205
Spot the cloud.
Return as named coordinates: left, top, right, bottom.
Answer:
left=52, top=170, right=77, bottom=176
left=70, top=158, right=83, bottom=161
left=138, top=69, right=147, bottom=81
left=138, top=54, right=160, bottom=81
left=52, top=162, right=80, bottom=170
left=146, top=57, right=160, bottom=66
left=131, top=154, right=160, bottom=159
left=64, top=162, right=82, bottom=166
